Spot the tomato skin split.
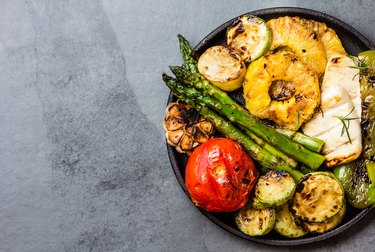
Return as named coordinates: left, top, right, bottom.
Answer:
left=185, top=138, right=258, bottom=212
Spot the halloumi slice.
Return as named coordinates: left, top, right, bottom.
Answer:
left=302, top=86, right=362, bottom=167
left=322, top=55, right=361, bottom=118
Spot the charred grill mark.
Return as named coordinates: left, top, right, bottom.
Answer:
left=229, top=52, right=238, bottom=59
left=242, top=178, right=250, bottom=184
left=230, top=18, right=241, bottom=28
left=331, top=57, right=339, bottom=63
left=295, top=175, right=311, bottom=193
left=258, top=218, right=264, bottom=230
left=295, top=94, right=304, bottom=102
left=235, top=24, right=245, bottom=34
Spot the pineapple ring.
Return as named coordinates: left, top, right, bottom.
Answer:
left=243, top=51, right=320, bottom=130
left=267, top=16, right=327, bottom=75
left=291, top=17, right=347, bottom=59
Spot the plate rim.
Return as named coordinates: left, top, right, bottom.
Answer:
left=166, top=7, right=375, bottom=246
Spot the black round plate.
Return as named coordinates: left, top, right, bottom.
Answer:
left=167, top=7, right=374, bottom=246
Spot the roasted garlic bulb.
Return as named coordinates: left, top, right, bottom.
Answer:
left=163, top=100, right=214, bottom=153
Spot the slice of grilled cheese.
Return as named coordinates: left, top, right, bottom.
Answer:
left=302, top=86, right=362, bottom=167
left=322, top=55, right=361, bottom=118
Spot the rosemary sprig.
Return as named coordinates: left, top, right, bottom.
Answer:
left=334, top=107, right=359, bottom=144
left=317, top=105, right=324, bottom=118
left=347, top=55, right=369, bottom=80
left=347, top=55, right=368, bottom=72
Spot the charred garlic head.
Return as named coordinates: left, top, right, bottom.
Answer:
left=163, top=100, right=214, bottom=154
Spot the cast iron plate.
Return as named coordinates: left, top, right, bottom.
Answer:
left=166, top=7, right=374, bottom=246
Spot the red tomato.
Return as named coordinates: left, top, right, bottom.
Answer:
left=185, top=138, right=258, bottom=212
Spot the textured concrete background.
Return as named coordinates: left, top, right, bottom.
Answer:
left=0, top=0, right=374, bottom=251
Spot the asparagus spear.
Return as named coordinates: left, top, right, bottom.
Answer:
left=170, top=66, right=325, bottom=170
left=167, top=75, right=298, bottom=168
left=275, top=128, right=325, bottom=153
left=177, top=34, right=198, bottom=73
left=163, top=74, right=303, bottom=181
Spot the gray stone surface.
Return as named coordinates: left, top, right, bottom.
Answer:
left=0, top=0, right=374, bottom=251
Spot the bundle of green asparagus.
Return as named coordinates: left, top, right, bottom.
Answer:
left=162, top=35, right=326, bottom=181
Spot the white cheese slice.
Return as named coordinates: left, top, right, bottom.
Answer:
left=321, top=54, right=361, bottom=118
left=302, top=86, right=362, bottom=167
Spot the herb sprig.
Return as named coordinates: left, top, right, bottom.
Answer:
left=334, top=107, right=359, bottom=144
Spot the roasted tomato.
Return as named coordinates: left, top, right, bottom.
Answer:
left=185, top=138, right=259, bottom=212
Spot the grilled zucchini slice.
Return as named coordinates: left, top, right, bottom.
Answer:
left=251, top=195, right=271, bottom=210
left=299, top=199, right=346, bottom=234
left=275, top=203, right=307, bottom=238
left=227, top=15, right=271, bottom=62
left=235, top=203, right=276, bottom=236
left=254, top=170, right=296, bottom=207
left=291, top=172, right=345, bottom=223
left=197, top=45, right=246, bottom=91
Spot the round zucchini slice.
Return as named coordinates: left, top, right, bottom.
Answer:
left=227, top=15, right=271, bottom=62
left=235, top=203, right=276, bottom=236
left=275, top=203, right=307, bottom=238
left=251, top=195, right=271, bottom=210
left=291, top=172, right=345, bottom=223
left=300, top=199, right=346, bottom=234
left=197, top=45, right=246, bottom=91
left=254, top=170, right=296, bottom=207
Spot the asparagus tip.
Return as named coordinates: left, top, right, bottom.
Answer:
left=162, top=73, right=174, bottom=82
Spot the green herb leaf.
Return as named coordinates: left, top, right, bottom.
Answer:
left=334, top=107, right=359, bottom=144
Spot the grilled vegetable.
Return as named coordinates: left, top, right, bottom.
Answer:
left=254, top=170, right=296, bottom=207
left=227, top=15, right=271, bottom=62
left=267, top=16, right=327, bottom=75
left=299, top=199, right=346, bottom=234
left=236, top=203, right=276, bottom=236
left=251, top=195, right=271, bottom=210
left=163, top=75, right=304, bottom=180
left=333, top=161, right=375, bottom=208
left=291, top=172, right=345, bottom=223
left=243, top=51, right=320, bottom=130
left=292, top=17, right=347, bottom=58
left=169, top=65, right=325, bottom=170
left=274, top=203, right=307, bottom=238
left=185, top=138, right=258, bottom=212
left=163, top=100, right=214, bottom=153
left=275, top=128, right=325, bottom=153
left=197, top=45, right=246, bottom=91
left=359, top=50, right=375, bottom=160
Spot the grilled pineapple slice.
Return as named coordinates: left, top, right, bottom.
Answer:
left=243, top=51, right=320, bottom=130
left=267, top=16, right=327, bottom=75
left=292, top=17, right=347, bottom=58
